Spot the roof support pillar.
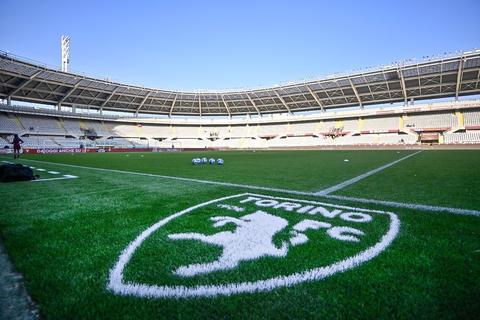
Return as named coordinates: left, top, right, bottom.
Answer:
left=273, top=90, right=292, bottom=114
left=398, top=69, right=408, bottom=105
left=220, top=95, right=232, bottom=118
left=100, top=86, right=120, bottom=113
left=136, top=91, right=152, bottom=113
left=348, top=78, right=363, bottom=109
left=125, top=90, right=147, bottom=110
left=198, top=94, right=202, bottom=118
left=58, top=80, right=82, bottom=106
left=245, top=93, right=261, bottom=116
left=169, top=93, right=178, bottom=117
left=7, top=70, right=42, bottom=99
left=306, top=84, right=324, bottom=112
left=455, top=57, right=465, bottom=101
left=6, top=96, right=11, bottom=106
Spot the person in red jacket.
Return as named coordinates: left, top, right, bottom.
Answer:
left=12, top=134, right=23, bottom=159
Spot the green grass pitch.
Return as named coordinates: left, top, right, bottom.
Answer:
left=0, top=150, right=479, bottom=319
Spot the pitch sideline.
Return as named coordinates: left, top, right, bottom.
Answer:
left=2, top=156, right=479, bottom=217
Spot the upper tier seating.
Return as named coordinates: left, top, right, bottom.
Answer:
left=0, top=113, right=22, bottom=133
left=17, top=115, right=64, bottom=134
left=339, top=119, right=358, bottom=132
left=362, top=116, right=399, bottom=131
left=81, top=120, right=114, bottom=137
left=62, top=118, right=84, bottom=136
left=404, top=113, right=457, bottom=129
left=463, top=110, right=480, bottom=127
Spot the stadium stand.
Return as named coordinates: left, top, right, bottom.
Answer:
left=377, top=133, right=417, bottom=144
left=229, top=126, right=249, bottom=138
left=404, top=113, right=457, bottom=130
left=362, top=116, right=399, bottom=132
left=1, top=102, right=480, bottom=149
left=52, top=136, right=82, bottom=148
left=444, top=131, right=480, bottom=144
left=0, top=112, right=22, bottom=133
left=0, top=50, right=479, bottom=151
left=339, top=119, right=358, bottom=133
left=287, top=121, right=319, bottom=136
left=17, top=115, right=65, bottom=135
left=16, top=136, right=58, bottom=148
left=2, top=50, right=479, bottom=117
left=80, top=120, right=113, bottom=137
left=61, top=119, right=84, bottom=136
left=463, top=110, right=480, bottom=127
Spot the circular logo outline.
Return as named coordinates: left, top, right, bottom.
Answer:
left=108, top=193, right=400, bottom=298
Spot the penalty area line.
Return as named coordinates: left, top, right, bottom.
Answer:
left=314, top=150, right=423, bottom=196
left=4, top=156, right=480, bottom=217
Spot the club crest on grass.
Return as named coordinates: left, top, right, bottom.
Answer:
left=168, top=211, right=290, bottom=277
left=108, top=193, right=399, bottom=298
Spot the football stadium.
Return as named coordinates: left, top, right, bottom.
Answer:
left=1, top=1, right=479, bottom=319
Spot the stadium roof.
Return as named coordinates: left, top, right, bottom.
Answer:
left=0, top=50, right=479, bottom=116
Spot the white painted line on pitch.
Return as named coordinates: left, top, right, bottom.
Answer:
left=322, top=194, right=480, bottom=217
left=6, top=157, right=480, bottom=217
left=32, top=175, right=78, bottom=182
left=47, top=171, right=60, bottom=174
left=9, top=158, right=311, bottom=196
left=36, top=168, right=46, bottom=172
left=314, top=151, right=423, bottom=196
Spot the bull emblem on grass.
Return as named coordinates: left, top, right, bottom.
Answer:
left=168, top=211, right=289, bottom=277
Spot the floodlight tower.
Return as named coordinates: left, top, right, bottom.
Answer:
left=61, top=35, right=70, bottom=72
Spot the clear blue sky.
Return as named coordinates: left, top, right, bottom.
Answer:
left=1, top=0, right=479, bottom=91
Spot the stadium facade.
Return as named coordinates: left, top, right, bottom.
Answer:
left=0, top=50, right=480, bottom=150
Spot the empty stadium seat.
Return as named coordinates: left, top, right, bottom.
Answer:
left=404, top=113, right=457, bottom=129
left=17, top=115, right=64, bottom=134
left=444, top=131, right=480, bottom=144
left=0, top=112, right=22, bottom=133
left=362, top=117, right=399, bottom=131
left=463, top=110, right=480, bottom=126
